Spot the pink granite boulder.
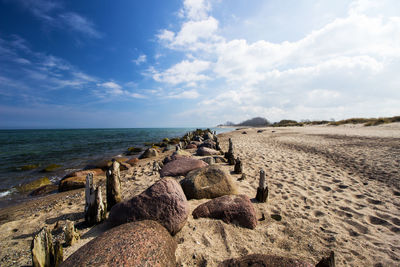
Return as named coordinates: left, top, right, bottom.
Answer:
left=196, top=147, right=220, bottom=156
left=185, top=143, right=197, bottom=149
left=193, top=194, right=257, bottom=229
left=108, top=178, right=189, bottom=235
left=61, top=220, right=176, bottom=267
left=160, top=157, right=208, bottom=177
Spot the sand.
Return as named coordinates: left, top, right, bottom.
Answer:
left=0, top=123, right=399, bottom=266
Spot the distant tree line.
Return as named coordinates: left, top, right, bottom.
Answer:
left=218, top=117, right=270, bottom=127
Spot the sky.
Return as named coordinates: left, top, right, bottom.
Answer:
left=0, top=0, right=399, bottom=128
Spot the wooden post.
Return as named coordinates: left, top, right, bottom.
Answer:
left=31, top=227, right=63, bottom=267
left=256, top=169, right=268, bottom=202
left=234, top=157, right=243, bottom=174
left=228, top=138, right=233, bottom=154
left=85, top=173, right=106, bottom=225
left=106, top=161, right=122, bottom=211
left=64, top=220, right=80, bottom=246
left=224, top=138, right=236, bottom=165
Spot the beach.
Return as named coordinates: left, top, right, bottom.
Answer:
left=0, top=124, right=399, bottom=266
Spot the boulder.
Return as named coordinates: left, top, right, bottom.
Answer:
left=196, top=147, right=220, bottom=156
left=61, top=220, right=177, bottom=267
left=59, top=175, right=104, bottom=192
left=108, top=178, right=189, bottom=235
left=42, top=164, right=62, bottom=172
left=126, top=147, right=142, bottom=155
left=203, top=132, right=214, bottom=140
left=139, top=148, right=158, bottom=159
left=160, top=157, right=208, bottom=177
left=30, top=184, right=58, bottom=196
left=180, top=165, right=237, bottom=200
left=65, top=169, right=104, bottom=178
left=16, top=177, right=52, bottom=193
left=126, top=157, right=139, bottom=165
left=214, top=156, right=227, bottom=164
left=163, top=144, right=176, bottom=152
left=219, top=254, right=313, bottom=267
left=190, top=141, right=201, bottom=146
left=163, top=154, right=188, bottom=165
left=198, top=139, right=217, bottom=149
left=185, top=144, right=197, bottom=149
left=173, top=149, right=192, bottom=157
left=201, top=157, right=215, bottom=165
left=193, top=195, right=257, bottom=229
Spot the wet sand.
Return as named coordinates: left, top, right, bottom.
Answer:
left=1, top=123, right=399, bottom=266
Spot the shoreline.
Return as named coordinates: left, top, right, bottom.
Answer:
left=1, top=124, right=399, bottom=266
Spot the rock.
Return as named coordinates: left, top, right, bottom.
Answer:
left=198, top=139, right=217, bottom=149
left=65, top=169, right=104, bottom=178
left=163, top=144, right=176, bottom=152
left=64, top=221, right=80, bottom=246
left=214, top=156, right=227, bottom=163
left=257, top=130, right=264, bottom=133
left=173, top=149, right=192, bottom=157
left=162, top=153, right=188, bottom=165
left=193, top=136, right=203, bottom=142
left=31, top=227, right=63, bottom=267
left=108, top=178, right=189, bottom=235
left=193, top=194, right=257, bottom=229
left=163, top=137, right=170, bottom=142
left=61, top=220, right=176, bottom=267
left=30, top=184, right=58, bottom=196
left=42, top=164, right=62, bottom=172
left=114, top=157, right=128, bottom=163
left=238, top=173, right=247, bottom=181
left=139, top=148, right=158, bottom=159
left=180, top=165, right=237, bottom=200
left=19, top=164, right=39, bottom=171
left=242, top=131, right=247, bottom=134
left=127, top=147, right=142, bottom=155
left=316, top=251, right=335, bottom=267
left=16, top=177, right=52, bottom=193
left=160, top=157, right=208, bottom=177
left=190, top=141, right=202, bottom=146
left=185, top=144, right=197, bottom=149
left=197, top=147, right=220, bottom=156
left=203, top=132, right=214, bottom=140
left=219, top=254, right=313, bottom=267
left=126, top=157, right=139, bottom=165
left=58, top=175, right=104, bottom=192
left=201, top=157, right=215, bottom=165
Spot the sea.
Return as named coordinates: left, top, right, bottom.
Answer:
left=0, top=127, right=233, bottom=208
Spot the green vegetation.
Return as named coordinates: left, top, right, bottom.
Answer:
left=219, top=117, right=270, bottom=127
left=20, top=164, right=39, bottom=171
left=329, top=116, right=400, bottom=126
left=42, top=164, right=62, bottom=172
left=16, top=177, right=51, bottom=192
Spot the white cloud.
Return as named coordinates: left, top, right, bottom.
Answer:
left=167, top=89, right=200, bottom=99
left=152, top=0, right=400, bottom=123
left=98, top=82, right=124, bottom=95
left=152, top=59, right=211, bottom=85
left=59, top=12, right=102, bottom=38
left=7, top=0, right=101, bottom=39
left=132, top=54, right=147, bottom=65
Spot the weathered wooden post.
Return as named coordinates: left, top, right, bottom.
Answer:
left=224, top=138, right=235, bottom=165
left=256, top=169, right=268, bottom=202
left=31, top=227, right=63, bottom=267
left=152, top=161, right=162, bottom=175
left=64, top=220, right=80, bottom=246
left=234, top=157, right=243, bottom=174
left=106, top=160, right=121, bottom=211
left=85, top=173, right=106, bottom=225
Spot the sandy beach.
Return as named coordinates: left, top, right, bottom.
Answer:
left=1, top=124, right=399, bottom=266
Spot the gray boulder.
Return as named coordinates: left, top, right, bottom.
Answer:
left=180, top=165, right=237, bottom=200
left=139, top=148, right=158, bottom=159
left=108, top=178, right=189, bottom=235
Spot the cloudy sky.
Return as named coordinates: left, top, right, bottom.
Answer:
left=0, top=0, right=399, bottom=128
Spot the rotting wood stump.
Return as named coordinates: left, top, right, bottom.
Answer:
left=85, top=173, right=106, bottom=225
left=106, top=160, right=122, bottom=211
left=255, top=169, right=268, bottom=203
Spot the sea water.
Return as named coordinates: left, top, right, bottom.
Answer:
left=0, top=127, right=233, bottom=207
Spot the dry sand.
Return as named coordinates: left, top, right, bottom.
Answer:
left=0, top=124, right=399, bottom=266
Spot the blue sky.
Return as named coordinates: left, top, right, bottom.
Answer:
left=0, top=0, right=399, bottom=128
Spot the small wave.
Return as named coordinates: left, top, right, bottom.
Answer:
left=0, top=190, right=11, bottom=198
